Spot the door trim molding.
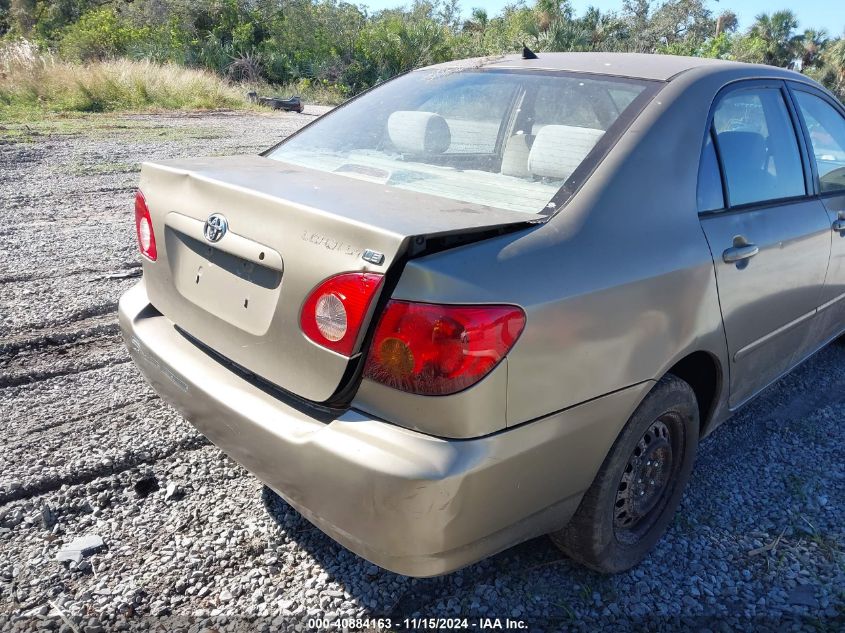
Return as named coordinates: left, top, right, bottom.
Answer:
left=733, top=307, right=817, bottom=362
left=818, top=291, right=845, bottom=314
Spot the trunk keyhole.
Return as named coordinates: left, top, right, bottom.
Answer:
left=243, top=298, right=249, bottom=309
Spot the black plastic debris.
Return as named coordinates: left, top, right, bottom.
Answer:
left=522, top=44, right=539, bottom=60
left=247, top=91, right=304, bottom=113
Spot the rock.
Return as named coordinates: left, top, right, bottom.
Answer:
left=164, top=482, right=182, bottom=501
left=1, top=508, right=24, bottom=529
left=787, top=585, right=819, bottom=608
left=219, top=589, right=233, bottom=602
left=41, top=505, right=57, bottom=529
left=56, top=534, right=105, bottom=564
left=279, top=598, right=296, bottom=612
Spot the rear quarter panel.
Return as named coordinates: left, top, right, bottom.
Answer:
left=379, top=68, right=739, bottom=428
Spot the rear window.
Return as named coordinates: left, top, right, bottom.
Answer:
left=268, top=69, right=652, bottom=215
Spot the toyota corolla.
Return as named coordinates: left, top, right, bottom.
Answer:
left=119, top=52, right=845, bottom=575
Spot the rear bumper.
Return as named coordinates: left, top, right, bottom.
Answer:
left=119, top=280, right=653, bottom=576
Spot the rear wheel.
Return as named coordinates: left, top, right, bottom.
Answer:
left=550, top=374, right=699, bottom=573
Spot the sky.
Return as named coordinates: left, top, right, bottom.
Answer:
left=358, top=0, right=845, bottom=33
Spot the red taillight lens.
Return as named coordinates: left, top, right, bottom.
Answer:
left=134, top=190, right=157, bottom=261
left=363, top=301, right=526, bottom=396
left=300, top=273, right=384, bottom=356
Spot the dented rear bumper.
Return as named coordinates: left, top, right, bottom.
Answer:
left=119, top=280, right=652, bottom=576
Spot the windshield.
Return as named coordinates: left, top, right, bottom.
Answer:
left=268, top=69, right=652, bottom=215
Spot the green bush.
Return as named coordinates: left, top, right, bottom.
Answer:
left=58, top=7, right=159, bottom=61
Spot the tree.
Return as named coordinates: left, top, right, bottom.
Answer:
left=715, top=10, right=737, bottom=36
left=535, top=0, right=572, bottom=32
left=463, top=7, right=488, bottom=33
left=749, top=10, right=799, bottom=66
left=797, top=28, right=827, bottom=70
left=10, top=0, right=35, bottom=35
left=823, top=37, right=845, bottom=95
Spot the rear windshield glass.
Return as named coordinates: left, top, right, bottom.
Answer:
left=268, top=69, right=651, bottom=215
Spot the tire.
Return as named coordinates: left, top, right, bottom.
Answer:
left=550, top=374, right=699, bottom=573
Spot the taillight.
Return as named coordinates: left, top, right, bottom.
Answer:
left=363, top=301, right=526, bottom=396
left=300, top=273, right=384, bottom=356
left=134, top=190, right=157, bottom=261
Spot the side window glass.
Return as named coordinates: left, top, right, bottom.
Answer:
left=794, top=91, right=845, bottom=193
left=712, top=88, right=805, bottom=206
left=698, top=130, right=724, bottom=212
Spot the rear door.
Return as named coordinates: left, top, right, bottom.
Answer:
left=788, top=84, right=845, bottom=346
left=697, top=80, right=832, bottom=408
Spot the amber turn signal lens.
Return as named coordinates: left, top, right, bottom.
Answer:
left=363, top=300, right=526, bottom=396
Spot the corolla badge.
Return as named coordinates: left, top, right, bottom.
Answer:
left=203, top=213, right=228, bottom=243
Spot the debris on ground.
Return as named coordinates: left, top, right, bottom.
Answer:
left=56, top=534, right=105, bottom=563
left=247, top=91, right=304, bottom=113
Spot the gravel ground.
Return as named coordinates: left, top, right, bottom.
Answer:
left=1, top=109, right=843, bottom=632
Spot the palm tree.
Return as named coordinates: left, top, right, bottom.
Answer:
left=535, top=0, right=572, bottom=33
left=797, top=29, right=828, bottom=70
left=823, top=37, right=845, bottom=88
left=462, top=7, right=488, bottom=34
left=538, top=18, right=592, bottom=51
left=580, top=7, right=626, bottom=51
left=749, top=10, right=799, bottom=67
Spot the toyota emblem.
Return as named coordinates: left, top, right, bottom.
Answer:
left=203, top=213, right=228, bottom=243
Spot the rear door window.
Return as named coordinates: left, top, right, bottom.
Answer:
left=793, top=91, right=845, bottom=193
left=712, top=87, right=806, bottom=206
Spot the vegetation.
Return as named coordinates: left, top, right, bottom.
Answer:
left=0, top=0, right=843, bottom=118
left=0, top=39, right=249, bottom=116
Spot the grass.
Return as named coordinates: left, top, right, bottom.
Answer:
left=0, top=40, right=343, bottom=122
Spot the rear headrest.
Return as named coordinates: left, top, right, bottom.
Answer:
left=528, top=125, right=605, bottom=180
left=387, top=111, right=451, bottom=155
left=501, top=134, right=535, bottom=178
left=716, top=131, right=767, bottom=170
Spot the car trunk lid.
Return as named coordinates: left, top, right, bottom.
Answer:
left=139, top=154, right=539, bottom=402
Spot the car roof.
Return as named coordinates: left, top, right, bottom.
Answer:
left=422, top=52, right=782, bottom=82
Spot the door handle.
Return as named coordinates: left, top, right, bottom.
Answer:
left=833, top=219, right=845, bottom=232
left=723, top=236, right=759, bottom=264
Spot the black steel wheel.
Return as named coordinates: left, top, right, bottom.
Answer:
left=550, top=374, right=699, bottom=573
left=614, top=414, right=685, bottom=544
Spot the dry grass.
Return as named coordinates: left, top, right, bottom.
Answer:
left=0, top=40, right=249, bottom=119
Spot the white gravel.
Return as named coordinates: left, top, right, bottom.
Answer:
left=0, top=108, right=843, bottom=632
